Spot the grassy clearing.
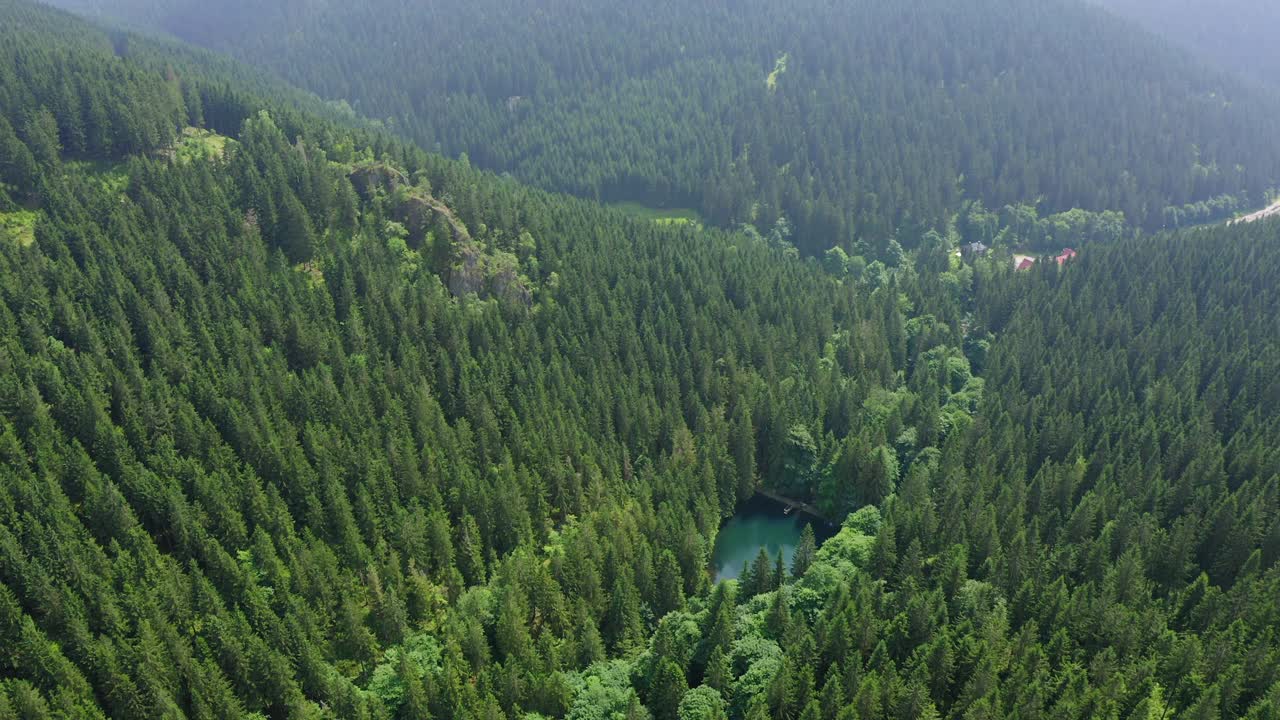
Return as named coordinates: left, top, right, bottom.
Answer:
left=173, top=127, right=231, bottom=164
left=295, top=261, right=326, bottom=289
left=66, top=159, right=131, bottom=196
left=57, top=127, right=228, bottom=198
left=0, top=209, right=38, bottom=247
left=766, top=52, right=789, bottom=92
left=609, top=201, right=703, bottom=227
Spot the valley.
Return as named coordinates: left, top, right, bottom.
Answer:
left=39, top=0, right=1280, bottom=255
left=1, top=1, right=1279, bottom=719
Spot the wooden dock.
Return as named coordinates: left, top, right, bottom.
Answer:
left=755, top=488, right=834, bottom=525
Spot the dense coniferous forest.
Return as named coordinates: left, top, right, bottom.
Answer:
left=1090, top=0, right=1280, bottom=88
left=1, top=2, right=959, bottom=716
left=43, top=0, right=1280, bottom=255
left=3, top=1, right=1280, bottom=719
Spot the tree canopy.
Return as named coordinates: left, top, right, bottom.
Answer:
left=1, top=1, right=1279, bottom=719
left=43, top=0, right=1280, bottom=253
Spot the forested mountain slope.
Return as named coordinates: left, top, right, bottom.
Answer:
left=3, top=1, right=1280, bottom=719
left=1091, top=0, right=1280, bottom=88
left=44, top=0, right=1280, bottom=254
left=1, top=2, right=963, bottom=716
left=718, top=220, right=1280, bottom=719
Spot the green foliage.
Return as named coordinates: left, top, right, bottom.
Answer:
left=790, top=525, right=816, bottom=579
left=1093, top=0, right=1280, bottom=88
left=170, top=126, right=231, bottom=164
left=2, top=2, right=1280, bottom=720
left=41, top=0, right=1280, bottom=255
left=0, top=210, right=37, bottom=247
left=566, top=662, right=649, bottom=720
left=0, top=5, right=945, bottom=712
left=608, top=202, right=703, bottom=227
left=728, top=636, right=782, bottom=718
left=677, top=686, right=727, bottom=720
left=789, top=524, right=876, bottom=615
left=367, top=634, right=443, bottom=710
left=993, top=203, right=1128, bottom=250
left=646, top=659, right=687, bottom=720
left=62, top=159, right=130, bottom=196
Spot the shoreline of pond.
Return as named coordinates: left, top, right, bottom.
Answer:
left=708, top=493, right=840, bottom=582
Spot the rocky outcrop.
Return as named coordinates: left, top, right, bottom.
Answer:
left=348, top=163, right=531, bottom=307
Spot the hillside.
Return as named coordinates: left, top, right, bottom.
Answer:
left=3, top=1, right=1280, bottom=719
left=0, top=2, right=956, bottom=716
left=44, top=0, right=1280, bottom=254
left=1091, top=0, right=1280, bottom=88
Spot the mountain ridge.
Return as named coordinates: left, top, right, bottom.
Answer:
left=3, top=1, right=1280, bottom=718
left=39, top=0, right=1280, bottom=253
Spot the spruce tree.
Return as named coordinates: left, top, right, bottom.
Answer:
left=792, top=524, right=817, bottom=578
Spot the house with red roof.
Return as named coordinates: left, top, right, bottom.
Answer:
left=1056, top=248, right=1078, bottom=265
left=1016, top=257, right=1035, bottom=271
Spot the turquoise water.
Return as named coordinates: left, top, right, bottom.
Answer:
left=710, top=496, right=834, bottom=581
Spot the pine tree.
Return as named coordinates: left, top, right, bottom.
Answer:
left=765, top=588, right=791, bottom=641
left=792, top=524, right=817, bottom=578
left=649, top=659, right=688, bottom=720
left=704, top=647, right=733, bottom=697
left=732, top=404, right=757, bottom=505
left=655, top=550, right=686, bottom=616
left=871, top=521, right=898, bottom=579
left=604, top=574, right=645, bottom=654
left=494, top=587, right=532, bottom=663
left=399, top=654, right=433, bottom=720
left=746, top=548, right=773, bottom=597
left=277, top=190, right=316, bottom=262
left=574, top=602, right=606, bottom=667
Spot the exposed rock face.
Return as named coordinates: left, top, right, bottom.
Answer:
left=448, top=244, right=532, bottom=307
left=348, top=162, right=407, bottom=199
left=411, top=195, right=471, bottom=243
left=401, top=194, right=439, bottom=245
left=486, top=252, right=533, bottom=307
left=349, top=163, right=470, bottom=242
left=347, top=163, right=531, bottom=308
left=448, top=242, right=486, bottom=297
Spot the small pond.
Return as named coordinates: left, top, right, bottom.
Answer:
left=710, top=495, right=837, bottom=582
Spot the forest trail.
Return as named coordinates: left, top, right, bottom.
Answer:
left=1232, top=199, right=1280, bottom=224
